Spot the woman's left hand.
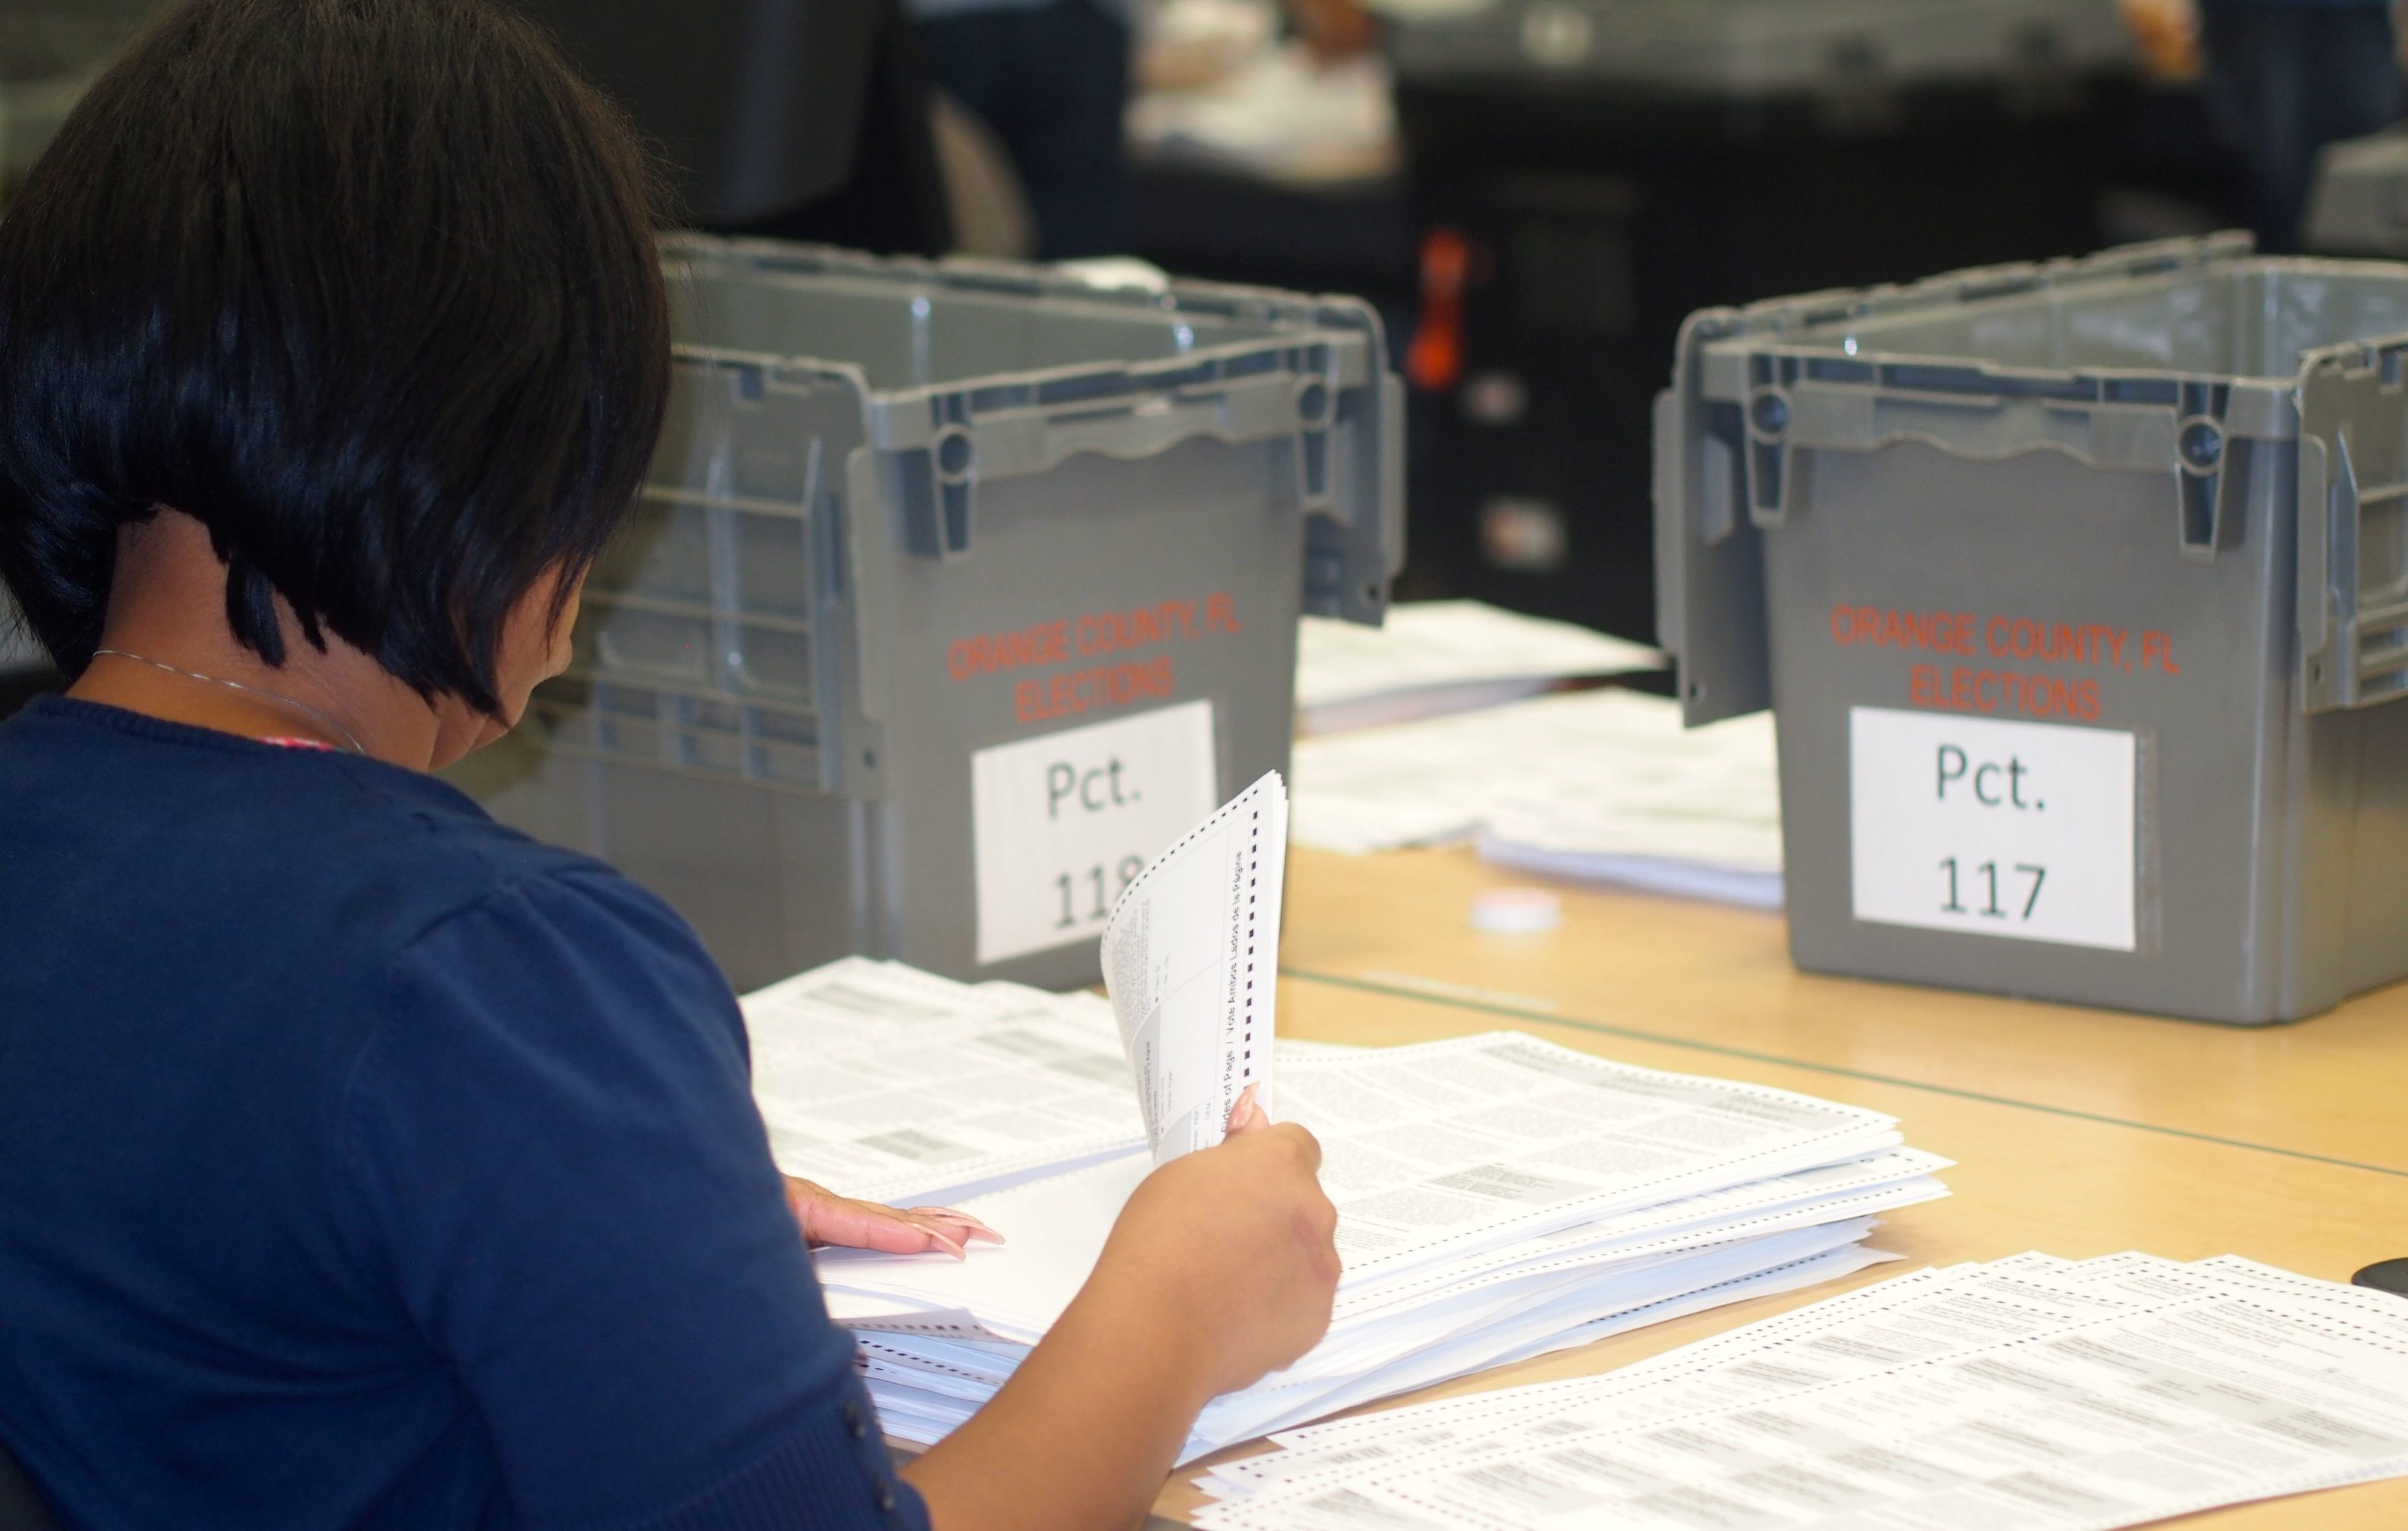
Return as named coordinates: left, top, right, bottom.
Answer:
left=784, top=1177, right=1004, bottom=1259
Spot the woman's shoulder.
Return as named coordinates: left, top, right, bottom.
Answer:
left=337, top=761, right=710, bottom=978
left=1, top=695, right=725, bottom=1019
left=330, top=763, right=750, bottom=1118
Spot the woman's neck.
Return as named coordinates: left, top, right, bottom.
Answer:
left=64, top=512, right=473, bottom=770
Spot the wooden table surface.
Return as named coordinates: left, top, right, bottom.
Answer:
left=1145, top=845, right=2408, bottom=1528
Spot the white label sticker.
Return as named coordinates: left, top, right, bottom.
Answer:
left=971, top=700, right=1219, bottom=966
left=1850, top=706, right=2136, bottom=951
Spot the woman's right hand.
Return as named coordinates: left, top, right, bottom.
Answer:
left=901, top=1102, right=1339, bottom=1531
left=1086, top=1111, right=1342, bottom=1400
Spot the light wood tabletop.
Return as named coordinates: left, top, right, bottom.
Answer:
left=1142, top=845, right=2408, bottom=1528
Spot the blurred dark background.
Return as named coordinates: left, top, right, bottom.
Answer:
left=3, top=0, right=2400, bottom=718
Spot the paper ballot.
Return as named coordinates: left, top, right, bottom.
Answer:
left=744, top=959, right=1149, bottom=1206
left=1101, top=770, right=1288, bottom=1163
left=1192, top=1252, right=2408, bottom=1531
left=1289, top=689, right=1783, bottom=909
left=1295, top=601, right=1662, bottom=736
left=768, top=783, right=1938, bottom=1470
left=813, top=1028, right=1933, bottom=1461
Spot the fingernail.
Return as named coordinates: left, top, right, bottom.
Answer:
left=922, top=1210, right=1002, bottom=1241
left=915, top=1206, right=994, bottom=1228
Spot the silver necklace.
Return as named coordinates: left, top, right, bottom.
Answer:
left=91, top=648, right=371, bottom=757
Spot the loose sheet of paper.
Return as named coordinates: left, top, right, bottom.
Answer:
left=1289, top=688, right=1781, bottom=908
left=743, top=958, right=1148, bottom=1205
left=1195, top=1253, right=2408, bottom=1531
left=1100, top=770, right=1287, bottom=1163
left=1269, top=1032, right=1895, bottom=1279
left=1296, top=600, right=1662, bottom=734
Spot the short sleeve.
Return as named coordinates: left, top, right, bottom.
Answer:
left=345, top=868, right=929, bottom=1531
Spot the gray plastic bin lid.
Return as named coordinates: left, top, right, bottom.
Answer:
left=1657, top=232, right=2408, bottom=724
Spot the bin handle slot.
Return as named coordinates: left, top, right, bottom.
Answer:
left=2297, top=330, right=2408, bottom=710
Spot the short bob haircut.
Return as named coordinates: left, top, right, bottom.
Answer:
left=0, top=0, right=669, bottom=715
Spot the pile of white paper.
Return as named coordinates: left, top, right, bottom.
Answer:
left=1191, top=1251, right=2408, bottom=1529
left=744, top=957, right=1150, bottom=1206
left=815, top=1030, right=1944, bottom=1462
left=748, top=951, right=1368, bottom=1206
left=1290, top=688, right=1784, bottom=909
left=1294, top=601, right=1662, bottom=737
left=756, top=772, right=1935, bottom=1467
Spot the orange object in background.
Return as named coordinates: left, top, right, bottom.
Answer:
left=1406, top=227, right=1470, bottom=392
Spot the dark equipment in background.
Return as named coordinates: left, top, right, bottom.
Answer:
left=0, top=0, right=159, bottom=80
left=2358, top=1259, right=2408, bottom=1299
left=2193, top=0, right=2400, bottom=255
left=1386, top=1, right=2137, bottom=642
left=8, top=1, right=954, bottom=251
left=0, top=2, right=171, bottom=198
left=918, top=0, right=1133, bottom=259
left=504, top=0, right=952, bottom=254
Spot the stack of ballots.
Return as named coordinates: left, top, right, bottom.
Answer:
left=1289, top=688, right=1785, bottom=910
left=751, top=775, right=1948, bottom=1463
left=1293, top=599, right=1662, bottom=737
left=1190, top=1252, right=2408, bottom=1528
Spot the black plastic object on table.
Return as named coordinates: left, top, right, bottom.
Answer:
left=2356, top=1260, right=2408, bottom=1299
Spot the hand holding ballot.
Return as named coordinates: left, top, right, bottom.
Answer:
left=839, top=772, right=1342, bottom=1531
left=1086, top=1104, right=1339, bottom=1401
left=1101, top=771, right=1288, bottom=1164
left=749, top=773, right=1949, bottom=1527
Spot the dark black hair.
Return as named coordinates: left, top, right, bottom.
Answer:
left=0, top=0, right=671, bottom=713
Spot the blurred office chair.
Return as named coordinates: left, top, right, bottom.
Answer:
left=504, top=0, right=952, bottom=254
left=0, top=1437, right=60, bottom=1531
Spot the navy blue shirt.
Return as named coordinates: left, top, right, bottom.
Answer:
left=0, top=697, right=930, bottom=1531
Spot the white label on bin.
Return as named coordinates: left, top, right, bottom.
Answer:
left=1850, top=706, right=2136, bottom=952
left=971, top=700, right=1219, bottom=966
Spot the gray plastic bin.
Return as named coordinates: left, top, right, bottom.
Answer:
left=449, top=237, right=1401, bottom=992
left=0, top=594, right=42, bottom=677
left=1657, top=233, right=2408, bottom=1023
left=1388, top=0, right=2132, bottom=98
left=2305, top=131, right=2408, bottom=258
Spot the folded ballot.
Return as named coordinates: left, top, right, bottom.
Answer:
left=748, top=772, right=1943, bottom=1464
left=1101, top=769, right=1287, bottom=1162
left=1192, top=1251, right=2408, bottom=1530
